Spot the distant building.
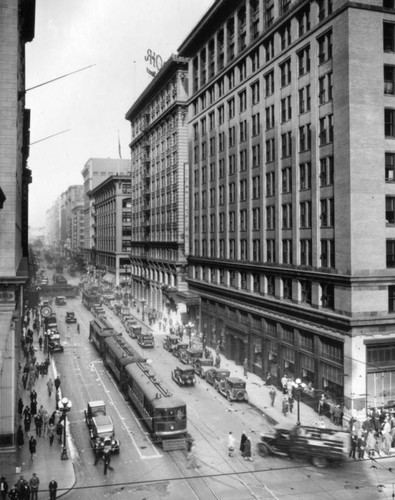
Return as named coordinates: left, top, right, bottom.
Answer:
left=70, top=203, right=84, bottom=256
left=0, top=0, right=35, bottom=447
left=60, top=184, right=83, bottom=254
left=178, top=0, right=395, bottom=417
left=81, top=158, right=130, bottom=265
left=89, top=175, right=133, bottom=286
left=125, top=55, right=198, bottom=321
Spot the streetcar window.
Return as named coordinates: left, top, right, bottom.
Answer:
left=156, top=407, right=185, bottom=421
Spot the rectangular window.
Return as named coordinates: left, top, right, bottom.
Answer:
left=251, top=80, right=260, bottom=105
left=252, top=207, right=260, bottom=229
left=266, top=239, right=276, bottom=263
left=239, top=90, right=247, bottom=112
left=385, top=66, right=395, bottom=95
left=253, top=240, right=261, bottom=262
left=229, top=182, right=235, bottom=204
left=387, top=196, right=395, bottom=224
left=252, top=175, right=260, bottom=198
left=228, top=98, right=235, bottom=118
left=266, top=171, right=275, bottom=196
left=384, top=22, right=395, bottom=52
left=281, top=96, right=292, bottom=122
left=389, top=285, right=395, bottom=312
left=298, top=45, right=310, bottom=76
left=298, top=6, right=311, bottom=37
left=385, top=109, right=395, bottom=137
left=387, top=240, right=395, bottom=267
left=386, top=152, right=395, bottom=181
left=281, top=132, right=292, bottom=158
left=282, top=240, right=293, bottom=265
left=266, top=138, right=275, bottom=163
left=280, top=59, right=291, bottom=87
left=229, top=154, right=236, bottom=175
left=282, top=203, right=292, bottom=229
left=300, top=162, right=311, bottom=190
left=320, top=156, right=334, bottom=186
left=266, top=205, right=275, bottom=230
left=301, top=280, right=312, bottom=304
left=300, top=201, right=312, bottom=228
left=252, top=113, right=260, bottom=136
left=229, top=126, right=236, bottom=147
left=240, top=120, right=247, bottom=142
left=240, top=179, right=247, bottom=201
left=240, top=209, right=247, bottom=231
left=320, top=238, right=335, bottom=268
left=320, top=198, right=334, bottom=227
left=318, top=30, right=332, bottom=64
left=280, top=22, right=291, bottom=50
left=283, top=278, right=292, bottom=300
left=299, top=124, right=311, bottom=151
left=265, top=71, right=274, bottom=96
left=239, top=149, right=247, bottom=171
left=300, top=239, right=312, bottom=266
left=229, top=211, right=235, bottom=231
left=209, top=112, right=215, bottom=130
left=266, top=105, right=275, bottom=129
left=252, top=144, right=260, bottom=168
left=218, top=105, right=224, bottom=124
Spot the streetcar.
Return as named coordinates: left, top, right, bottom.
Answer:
left=124, top=361, right=187, bottom=449
left=89, top=317, right=120, bottom=353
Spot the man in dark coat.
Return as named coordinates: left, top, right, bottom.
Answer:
left=0, top=476, right=8, bottom=500
left=239, top=432, right=247, bottom=456
left=48, top=478, right=58, bottom=500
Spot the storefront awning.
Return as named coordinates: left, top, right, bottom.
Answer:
left=102, top=273, right=115, bottom=284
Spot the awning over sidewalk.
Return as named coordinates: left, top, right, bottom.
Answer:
left=102, top=273, right=115, bottom=284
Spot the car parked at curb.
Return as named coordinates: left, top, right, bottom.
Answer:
left=205, top=367, right=231, bottom=388
left=171, top=365, right=196, bottom=386
left=193, top=357, right=214, bottom=378
left=217, top=377, right=248, bottom=402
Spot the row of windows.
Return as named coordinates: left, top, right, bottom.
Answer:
left=192, top=1, right=334, bottom=96
left=193, top=156, right=334, bottom=193
left=192, top=27, right=333, bottom=116
left=193, top=114, right=333, bottom=163
left=193, top=266, right=336, bottom=309
left=192, top=237, right=334, bottom=268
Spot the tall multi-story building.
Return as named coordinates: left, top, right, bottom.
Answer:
left=60, top=184, right=83, bottom=254
left=178, top=0, right=395, bottom=417
left=45, top=198, right=60, bottom=246
left=89, top=175, right=133, bottom=286
left=0, top=0, right=35, bottom=447
left=70, top=203, right=84, bottom=257
left=81, top=158, right=130, bottom=265
left=125, top=55, right=198, bottom=320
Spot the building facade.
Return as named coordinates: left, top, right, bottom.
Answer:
left=0, top=0, right=35, bottom=447
left=89, top=175, right=133, bottom=286
left=81, top=158, right=130, bottom=266
left=70, top=203, right=84, bottom=256
left=178, top=0, right=395, bottom=416
left=125, top=55, right=198, bottom=321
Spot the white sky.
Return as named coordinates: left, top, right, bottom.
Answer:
left=26, top=0, right=214, bottom=227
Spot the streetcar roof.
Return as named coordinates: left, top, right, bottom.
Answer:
left=104, top=336, right=145, bottom=365
left=125, top=362, right=175, bottom=402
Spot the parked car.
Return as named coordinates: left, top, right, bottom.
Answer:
left=163, top=334, right=180, bottom=352
left=55, top=296, right=67, bottom=306
left=137, top=331, right=155, bottom=348
left=205, top=367, right=231, bottom=388
left=217, top=377, right=248, bottom=402
left=180, top=347, right=204, bottom=365
left=194, top=357, right=214, bottom=378
left=65, top=311, right=77, bottom=323
left=48, top=333, right=63, bottom=353
left=172, top=341, right=189, bottom=359
left=171, top=365, right=196, bottom=386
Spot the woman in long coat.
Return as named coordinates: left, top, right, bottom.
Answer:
left=239, top=432, right=247, bottom=456
left=243, top=436, right=253, bottom=461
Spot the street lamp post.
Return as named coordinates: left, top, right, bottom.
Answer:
left=293, top=378, right=306, bottom=426
left=58, top=397, right=72, bottom=460
left=186, top=322, right=194, bottom=348
left=140, top=298, right=146, bottom=322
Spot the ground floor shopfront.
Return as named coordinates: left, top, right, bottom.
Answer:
left=196, top=295, right=395, bottom=419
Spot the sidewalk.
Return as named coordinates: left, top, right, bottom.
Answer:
left=0, top=333, right=75, bottom=499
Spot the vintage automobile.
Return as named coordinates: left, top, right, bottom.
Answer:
left=257, top=424, right=351, bottom=468
left=205, top=367, right=231, bottom=388
left=217, top=376, right=248, bottom=402
left=180, top=347, right=204, bottom=365
left=137, top=331, right=155, bottom=348
left=171, top=365, right=196, bottom=386
left=65, top=311, right=77, bottom=323
left=194, top=357, right=214, bottom=378
left=172, top=341, right=189, bottom=358
left=163, top=334, right=180, bottom=352
left=48, top=333, right=63, bottom=353
left=55, top=296, right=66, bottom=306
left=84, top=400, right=120, bottom=454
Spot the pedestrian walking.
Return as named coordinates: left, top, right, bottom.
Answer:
left=30, top=399, right=37, bottom=417
left=48, top=478, right=58, bottom=500
left=18, top=398, right=24, bottom=418
left=282, top=395, right=289, bottom=416
left=29, top=473, right=39, bottom=500
left=16, top=425, right=24, bottom=449
left=358, top=433, right=366, bottom=459
left=28, top=435, right=37, bottom=460
left=243, top=436, right=253, bottom=461
left=243, top=358, right=248, bottom=379
left=239, top=431, right=247, bottom=456
left=22, top=371, right=28, bottom=390
left=24, top=413, right=31, bottom=434
left=48, top=424, right=55, bottom=446
left=288, top=395, right=294, bottom=414
left=34, top=414, right=43, bottom=437
left=42, top=410, right=49, bottom=436
left=269, top=386, right=276, bottom=407
left=77, top=323, right=80, bottom=334
left=186, top=440, right=199, bottom=470
left=227, top=431, right=236, bottom=457
left=30, top=389, right=37, bottom=403
left=102, top=449, right=113, bottom=475
left=38, top=335, right=43, bottom=350
left=349, top=434, right=357, bottom=459
left=54, top=375, right=61, bottom=393
left=47, top=378, right=54, bottom=397
left=0, top=476, right=8, bottom=500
